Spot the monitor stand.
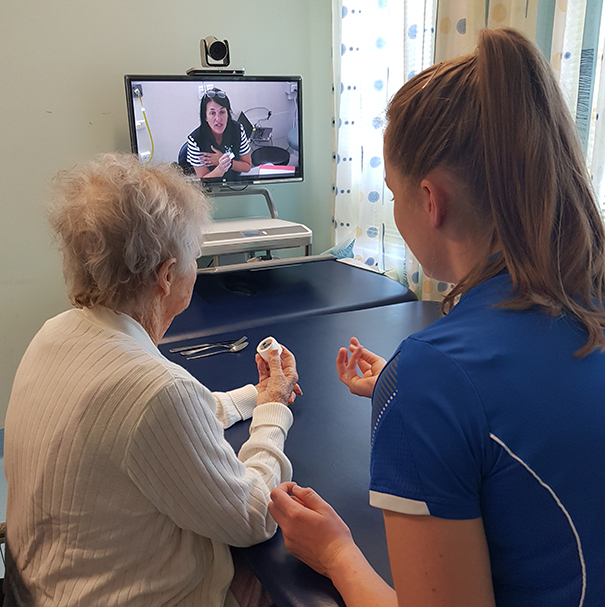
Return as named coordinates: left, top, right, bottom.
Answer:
left=200, top=187, right=312, bottom=266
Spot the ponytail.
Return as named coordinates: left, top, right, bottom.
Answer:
left=385, top=27, right=605, bottom=356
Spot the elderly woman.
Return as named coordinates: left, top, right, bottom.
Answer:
left=4, top=153, right=299, bottom=607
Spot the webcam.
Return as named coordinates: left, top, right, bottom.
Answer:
left=201, top=37, right=230, bottom=68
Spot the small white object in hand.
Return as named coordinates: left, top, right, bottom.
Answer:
left=257, top=337, right=282, bottom=362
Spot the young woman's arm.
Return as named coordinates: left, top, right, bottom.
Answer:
left=269, top=483, right=496, bottom=607
left=269, top=483, right=397, bottom=607
left=384, top=510, right=496, bottom=607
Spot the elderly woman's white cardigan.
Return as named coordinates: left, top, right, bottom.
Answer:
left=4, top=306, right=293, bottom=607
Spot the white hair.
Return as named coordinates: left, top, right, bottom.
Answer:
left=49, top=153, right=211, bottom=310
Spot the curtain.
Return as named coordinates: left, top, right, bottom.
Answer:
left=331, top=0, right=605, bottom=300
left=563, top=0, right=605, bottom=213
left=589, top=11, right=605, bottom=210
left=331, top=0, right=446, bottom=297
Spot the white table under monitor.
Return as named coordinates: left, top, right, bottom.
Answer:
left=200, top=217, right=312, bottom=262
left=200, top=187, right=312, bottom=266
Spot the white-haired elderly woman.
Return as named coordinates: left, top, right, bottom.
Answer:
left=4, top=153, right=300, bottom=607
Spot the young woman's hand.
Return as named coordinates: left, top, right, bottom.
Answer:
left=269, top=482, right=356, bottom=577
left=336, top=337, right=386, bottom=398
left=270, top=483, right=400, bottom=607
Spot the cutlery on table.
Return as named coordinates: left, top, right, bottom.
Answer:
left=185, top=340, right=249, bottom=360
left=169, top=336, right=247, bottom=355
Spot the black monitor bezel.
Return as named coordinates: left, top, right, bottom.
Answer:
left=124, top=73, right=303, bottom=189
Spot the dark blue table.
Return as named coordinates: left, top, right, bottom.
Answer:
left=160, top=299, right=442, bottom=607
left=162, top=256, right=416, bottom=344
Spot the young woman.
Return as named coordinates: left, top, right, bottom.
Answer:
left=269, top=27, right=605, bottom=607
left=187, top=88, right=252, bottom=180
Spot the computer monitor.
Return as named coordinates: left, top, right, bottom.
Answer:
left=124, top=74, right=303, bottom=188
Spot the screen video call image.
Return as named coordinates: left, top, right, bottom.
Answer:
left=125, top=76, right=303, bottom=186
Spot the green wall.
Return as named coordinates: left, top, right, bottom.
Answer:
left=0, top=0, right=334, bottom=426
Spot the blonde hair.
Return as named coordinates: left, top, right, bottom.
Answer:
left=49, top=153, right=211, bottom=311
left=385, top=27, right=605, bottom=356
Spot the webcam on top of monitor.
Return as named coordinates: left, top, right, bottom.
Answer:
left=202, top=37, right=230, bottom=67
left=188, top=37, right=244, bottom=76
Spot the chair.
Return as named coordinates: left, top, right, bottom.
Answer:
left=251, top=146, right=290, bottom=167
left=177, top=143, right=195, bottom=176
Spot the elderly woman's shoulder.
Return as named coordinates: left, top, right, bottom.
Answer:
left=29, top=306, right=200, bottom=391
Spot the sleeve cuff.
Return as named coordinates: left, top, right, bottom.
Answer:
left=250, top=402, right=294, bottom=434
left=225, top=384, right=258, bottom=420
left=369, top=490, right=430, bottom=515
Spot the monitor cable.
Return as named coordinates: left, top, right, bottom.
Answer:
left=133, top=88, right=155, bottom=164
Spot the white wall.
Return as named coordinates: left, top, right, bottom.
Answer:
left=0, top=0, right=334, bottom=425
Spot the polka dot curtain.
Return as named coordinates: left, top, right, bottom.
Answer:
left=435, top=0, right=605, bottom=215
left=435, top=0, right=541, bottom=60
left=332, top=0, right=605, bottom=301
left=332, top=0, right=448, bottom=300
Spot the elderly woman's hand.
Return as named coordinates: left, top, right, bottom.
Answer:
left=256, top=345, right=302, bottom=406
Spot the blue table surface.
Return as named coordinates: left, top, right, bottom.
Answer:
left=160, top=300, right=442, bottom=607
left=162, top=258, right=416, bottom=343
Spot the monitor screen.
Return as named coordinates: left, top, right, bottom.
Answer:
left=124, top=74, right=303, bottom=187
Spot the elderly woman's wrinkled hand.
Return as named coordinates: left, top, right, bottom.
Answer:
left=256, top=345, right=301, bottom=407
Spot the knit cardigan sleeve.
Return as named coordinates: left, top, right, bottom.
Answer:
left=212, top=384, right=258, bottom=428
left=125, top=377, right=293, bottom=546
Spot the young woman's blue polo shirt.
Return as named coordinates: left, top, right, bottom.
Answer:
left=370, top=272, right=605, bottom=606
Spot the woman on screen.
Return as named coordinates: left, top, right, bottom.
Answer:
left=187, top=88, right=252, bottom=181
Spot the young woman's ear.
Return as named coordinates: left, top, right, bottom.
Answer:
left=420, top=169, right=454, bottom=230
